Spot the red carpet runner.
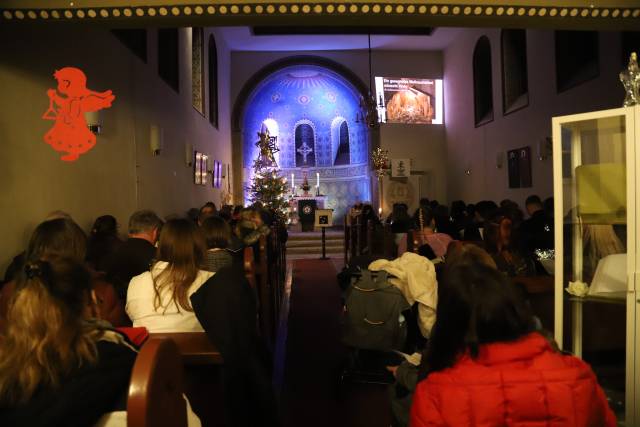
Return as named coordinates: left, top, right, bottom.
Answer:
left=281, top=259, right=391, bottom=427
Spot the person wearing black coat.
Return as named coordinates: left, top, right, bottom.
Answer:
left=190, top=265, right=279, bottom=427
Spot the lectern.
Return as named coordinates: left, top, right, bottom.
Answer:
left=298, top=199, right=317, bottom=232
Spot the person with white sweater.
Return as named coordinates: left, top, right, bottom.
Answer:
left=126, top=218, right=213, bottom=333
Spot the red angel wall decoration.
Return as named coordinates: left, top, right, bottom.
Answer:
left=42, top=67, right=115, bottom=161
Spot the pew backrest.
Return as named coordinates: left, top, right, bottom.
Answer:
left=243, top=246, right=257, bottom=290
left=148, top=332, right=223, bottom=365
left=127, top=338, right=187, bottom=427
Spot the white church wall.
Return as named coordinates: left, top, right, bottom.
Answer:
left=0, top=25, right=233, bottom=274
left=443, top=29, right=624, bottom=208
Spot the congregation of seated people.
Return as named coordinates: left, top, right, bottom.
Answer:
left=350, top=194, right=555, bottom=279
left=0, top=202, right=281, bottom=427
left=343, top=194, right=616, bottom=427
left=0, top=195, right=617, bottom=427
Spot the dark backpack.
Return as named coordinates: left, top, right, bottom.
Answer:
left=342, top=270, right=410, bottom=351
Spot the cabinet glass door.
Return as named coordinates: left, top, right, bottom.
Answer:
left=552, top=107, right=637, bottom=425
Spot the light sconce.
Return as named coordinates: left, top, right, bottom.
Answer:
left=206, top=156, right=214, bottom=174
left=185, top=143, right=193, bottom=167
left=496, top=151, right=504, bottom=169
left=150, top=124, right=163, bottom=156
left=85, top=111, right=102, bottom=134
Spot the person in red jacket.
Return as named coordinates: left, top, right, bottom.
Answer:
left=410, top=261, right=616, bottom=427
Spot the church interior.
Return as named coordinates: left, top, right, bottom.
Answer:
left=1, top=1, right=640, bottom=426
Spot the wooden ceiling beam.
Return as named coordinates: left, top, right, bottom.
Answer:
left=1, top=2, right=638, bottom=31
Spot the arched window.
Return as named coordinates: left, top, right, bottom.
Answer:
left=501, top=29, right=528, bottom=115
left=294, top=122, right=316, bottom=167
left=335, top=121, right=350, bottom=165
left=191, top=27, right=204, bottom=115
left=208, top=34, right=219, bottom=128
left=158, top=28, right=179, bottom=93
left=473, top=36, right=493, bottom=127
left=330, top=117, right=350, bottom=166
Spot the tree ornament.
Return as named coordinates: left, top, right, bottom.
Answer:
left=247, top=128, right=289, bottom=222
left=371, top=147, right=389, bottom=178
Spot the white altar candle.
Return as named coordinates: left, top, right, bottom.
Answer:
left=316, top=172, right=320, bottom=188
left=291, top=173, right=295, bottom=191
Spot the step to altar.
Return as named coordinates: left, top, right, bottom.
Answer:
left=286, top=230, right=344, bottom=258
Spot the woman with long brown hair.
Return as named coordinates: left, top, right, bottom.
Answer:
left=0, top=217, right=89, bottom=329
left=0, top=257, right=137, bottom=427
left=126, top=218, right=213, bottom=332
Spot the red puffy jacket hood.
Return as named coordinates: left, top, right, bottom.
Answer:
left=410, top=333, right=616, bottom=427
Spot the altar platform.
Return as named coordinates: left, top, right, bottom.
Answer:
left=286, top=229, right=344, bottom=259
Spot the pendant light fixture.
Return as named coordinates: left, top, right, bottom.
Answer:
left=356, top=33, right=379, bottom=128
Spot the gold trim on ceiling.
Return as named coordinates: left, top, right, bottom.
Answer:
left=1, top=2, right=638, bottom=28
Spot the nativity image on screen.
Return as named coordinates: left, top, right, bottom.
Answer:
left=374, top=77, right=443, bottom=125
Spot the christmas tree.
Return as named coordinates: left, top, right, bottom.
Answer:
left=247, top=129, right=289, bottom=222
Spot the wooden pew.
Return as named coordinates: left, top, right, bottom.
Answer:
left=243, top=246, right=257, bottom=290
left=366, top=219, right=374, bottom=254
left=148, top=332, right=223, bottom=365
left=356, top=215, right=363, bottom=256
left=268, top=224, right=286, bottom=325
left=237, top=224, right=288, bottom=347
left=344, top=215, right=350, bottom=265
left=128, top=337, right=188, bottom=427
left=381, top=223, right=397, bottom=259
left=257, top=234, right=273, bottom=343
left=147, top=332, right=224, bottom=427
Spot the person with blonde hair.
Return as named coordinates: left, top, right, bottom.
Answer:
left=126, top=218, right=213, bottom=332
left=0, top=257, right=137, bottom=426
left=583, top=224, right=625, bottom=282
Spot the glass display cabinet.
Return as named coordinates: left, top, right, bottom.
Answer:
left=552, top=105, right=639, bottom=426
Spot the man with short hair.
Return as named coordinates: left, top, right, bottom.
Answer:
left=105, top=209, right=163, bottom=301
left=198, top=202, right=217, bottom=226
left=519, top=195, right=553, bottom=255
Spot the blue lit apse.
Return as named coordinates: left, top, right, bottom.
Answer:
left=242, top=64, right=371, bottom=220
